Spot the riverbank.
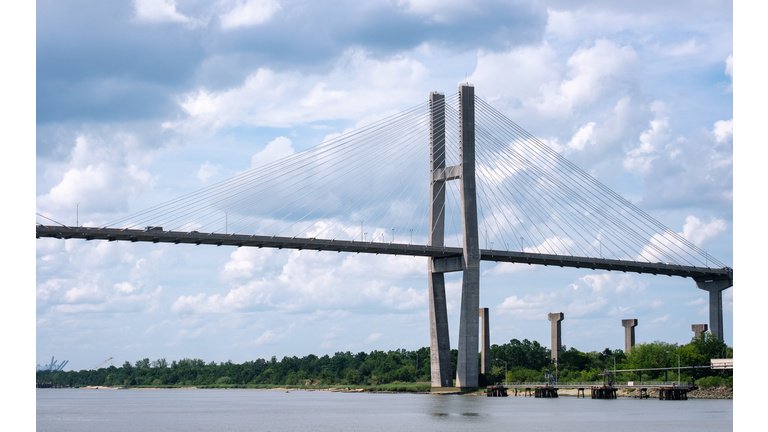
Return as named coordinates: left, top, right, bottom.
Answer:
left=67, top=384, right=731, bottom=399
left=619, top=387, right=732, bottom=399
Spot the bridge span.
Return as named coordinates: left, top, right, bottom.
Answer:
left=36, top=225, right=731, bottom=281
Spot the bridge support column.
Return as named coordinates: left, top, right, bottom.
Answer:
left=692, top=324, right=708, bottom=339
left=428, top=92, right=452, bottom=387
left=622, top=319, right=637, bottom=353
left=548, top=312, right=564, bottom=364
left=480, top=307, right=491, bottom=374
left=694, top=277, right=733, bottom=341
left=456, top=84, right=480, bottom=389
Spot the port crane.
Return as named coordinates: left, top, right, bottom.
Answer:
left=89, top=357, right=114, bottom=370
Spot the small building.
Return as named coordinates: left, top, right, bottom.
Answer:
left=710, top=358, right=733, bottom=370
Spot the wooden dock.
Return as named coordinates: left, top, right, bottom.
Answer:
left=534, top=386, right=558, bottom=398
left=486, top=385, right=508, bottom=397
left=591, top=385, right=617, bottom=399
left=658, top=386, right=693, bottom=400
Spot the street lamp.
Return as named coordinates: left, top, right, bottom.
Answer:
left=606, top=355, right=616, bottom=386
left=495, top=358, right=508, bottom=386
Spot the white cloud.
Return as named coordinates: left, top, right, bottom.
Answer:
left=167, top=49, right=427, bottom=132
left=573, top=273, right=646, bottom=295
left=114, top=282, right=137, bottom=294
left=197, top=161, right=222, bottom=183
left=635, top=215, right=724, bottom=266
left=681, top=215, right=726, bottom=247
left=133, top=0, right=202, bottom=26
left=220, top=247, right=276, bottom=281
left=397, top=0, right=479, bottom=23
left=172, top=250, right=427, bottom=315
left=624, top=101, right=669, bottom=174
left=652, top=314, right=671, bottom=323
left=565, top=122, right=596, bottom=152
left=300, top=83, right=347, bottom=108
left=545, top=8, right=628, bottom=40
left=36, top=134, right=157, bottom=219
left=652, top=39, right=705, bottom=57
left=37, top=279, right=66, bottom=301
left=713, top=119, right=733, bottom=144
left=685, top=298, right=705, bottom=306
left=253, top=327, right=290, bottom=345
left=364, top=332, right=383, bottom=343
left=219, top=0, right=281, bottom=30
left=531, top=39, right=639, bottom=118
left=607, top=305, right=634, bottom=317
left=251, top=137, right=294, bottom=168
left=497, top=292, right=557, bottom=318
left=469, top=42, right=560, bottom=104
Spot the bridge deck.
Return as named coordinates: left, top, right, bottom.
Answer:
left=36, top=225, right=732, bottom=280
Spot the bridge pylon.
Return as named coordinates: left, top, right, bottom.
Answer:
left=694, top=277, right=733, bottom=341
left=427, top=91, right=452, bottom=387
left=427, top=85, right=480, bottom=389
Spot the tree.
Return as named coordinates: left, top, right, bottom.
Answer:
left=152, top=358, right=168, bottom=368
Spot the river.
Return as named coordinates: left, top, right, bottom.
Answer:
left=36, top=388, right=733, bottom=431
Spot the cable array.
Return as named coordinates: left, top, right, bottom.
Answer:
left=92, top=93, right=724, bottom=268
left=106, top=96, right=461, bottom=246
left=470, top=96, right=725, bottom=268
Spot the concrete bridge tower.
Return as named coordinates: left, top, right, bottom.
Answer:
left=622, top=319, right=638, bottom=353
left=694, top=277, right=732, bottom=341
left=692, top=324, right=708, bottom=339
left=548, top=312, right=564, bottom=364
left=427, top=84, right=480, bottom=389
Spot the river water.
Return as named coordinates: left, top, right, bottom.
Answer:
left=36, top=389, right=732, bottom=432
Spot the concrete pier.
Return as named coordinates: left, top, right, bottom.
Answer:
left=427, top=91, right=452, bottom=387
left=548, top=312, right=564, bottom=364
left=456, top=84, right=480, bottom=389
left=692, top=324, right=708, bottom=339
left=694, top=277, right=733, bottom=341
left=622, top=319, right=638, bottom=353
left=480, top=308, right=490, bottom=374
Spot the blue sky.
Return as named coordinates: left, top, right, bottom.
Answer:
left=32, top=0, right=737, bottom=371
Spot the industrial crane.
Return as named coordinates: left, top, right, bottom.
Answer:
left=89, top=357, right=114, bottom=370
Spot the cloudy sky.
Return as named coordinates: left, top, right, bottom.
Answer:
left=32, top=0, right=737, bottom=371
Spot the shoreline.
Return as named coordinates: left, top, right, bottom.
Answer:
left=63, top=385, right=731, bottom=399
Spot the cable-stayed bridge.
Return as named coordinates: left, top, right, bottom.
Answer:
left=36, top=85, right=732, bottom=389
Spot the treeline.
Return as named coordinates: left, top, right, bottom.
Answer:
left=36, top=334, right=732, bottom=388
left=487, top=332, right=732, bottom=387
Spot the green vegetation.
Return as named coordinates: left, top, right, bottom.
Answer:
left=486, top=333, right=732, bottom=387
left=36, top=334, right=732, bottom=389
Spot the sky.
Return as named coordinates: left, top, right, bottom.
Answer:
left=32, top=0, right=738, bottom=371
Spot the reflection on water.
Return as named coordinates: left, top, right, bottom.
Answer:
left=37, top=389, right=732, bottom=432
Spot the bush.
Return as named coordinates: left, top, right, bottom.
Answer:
left=216, top=376, right=234, bottom=384
left=696, top=376, right=732, bottom=389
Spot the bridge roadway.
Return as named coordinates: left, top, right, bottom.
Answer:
left=36, top=225, right=732, bottom=281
